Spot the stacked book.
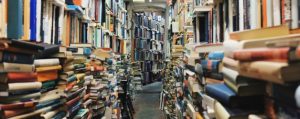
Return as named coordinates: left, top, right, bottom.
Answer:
left=0, top=39, right=65, bottom=119
left=172, top=45, right=184, bottom=58
left=201, top=51, right=224, bottom=81
left=215, top=26, right=300, bottom=118
left=86, top=58, right=107, bottom=118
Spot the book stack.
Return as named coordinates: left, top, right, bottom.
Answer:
left=86, top=58, right=107, bottom=118
left=201, top=51, right=224, bottom=81
left=0, top=39, right=63, bottom=119
left=171, top=45, right=184, bottom=58
left=220, top=27, right=300, bottom=118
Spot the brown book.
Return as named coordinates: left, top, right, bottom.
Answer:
left=0, top=101, right=38, bottom=110
left=4, top=107, right=35, bottom=118
left=238, top=61, right=300, bottom=84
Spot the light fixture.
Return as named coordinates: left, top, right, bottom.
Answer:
left=133, top=0, right=145, bottom=2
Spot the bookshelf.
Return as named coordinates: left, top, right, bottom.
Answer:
left=133, top=12, right=165, bottom=85
left=0, top=0, right=137, bottom=118
left=162, top=0, right=300, bottom=119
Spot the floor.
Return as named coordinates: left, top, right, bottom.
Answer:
left=133, top=82, right=164, bottom=119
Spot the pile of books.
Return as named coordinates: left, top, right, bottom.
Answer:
left=201, top=51, right=224, bottom=81
left=0, top=39, right=65, bottom=118
left=171, top=45, right=184, bottom=58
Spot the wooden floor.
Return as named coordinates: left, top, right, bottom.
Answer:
left=133, top=82, right=164, bottom=119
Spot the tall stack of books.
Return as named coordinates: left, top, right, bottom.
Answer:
left=221, top=26, right=300, bottom=118
left=0, top=39, right=62, bottom=119
left=86, top=58, right=107, bottom=118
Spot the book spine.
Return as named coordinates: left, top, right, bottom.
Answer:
left=34, top=59, right=60, bottom=67
left=0, top=101, right=37, bottom=110
left=3, top=63, right=35, bottom=72
left=30, top=0, right=37, bottom=41
left=8, top=82, right=42, bottom=91
left=2, top=51, right=35, bottom=64
left=7, top=0, right=23, bottom=39
left=7, top=72, right=37, bottom=83
left=233, top=47, right=289, bottom=61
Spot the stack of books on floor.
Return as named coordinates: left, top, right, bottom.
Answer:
left=0, top=39, right=67, bottom=119
left=201, top=51, right=224, bottom=81
left=197, top=26, right=300, bottom=119
left=87, top=58, right=107, bottom=118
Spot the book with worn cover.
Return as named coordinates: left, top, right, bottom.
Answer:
left=3, top=62, right=35, bottom=72
left=238, top=61, right=300, bottom=84
left=34, top=59, right=60, bottom=67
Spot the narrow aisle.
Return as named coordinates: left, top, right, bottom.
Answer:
left=133, top=82, right=163, bottom=119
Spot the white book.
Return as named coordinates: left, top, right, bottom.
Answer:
left=267, top=0, right=273, bottom=27
left=291, top=0, right=299, bottom=29
left=36, top=0, right=42, bottom=42
left=239, top=0, right=244, bottom=31
left=273, top=0, right=281, bottom=26
left=250, top=0, right=258, bottom=29
left=228, top=0, right=233, bottom=32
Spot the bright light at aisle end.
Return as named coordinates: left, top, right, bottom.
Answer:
left=133, top=0, right=145, bottom=2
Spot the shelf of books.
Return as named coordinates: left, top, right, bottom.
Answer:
left=0, top=0, right=135, bottom=118
left=133, top=12, right=165, bottom=85
left=162, top=0, right=300, bottom=119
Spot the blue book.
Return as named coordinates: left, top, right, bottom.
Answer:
left=208, top=51, right=224, bottom=60
left=205, top=83, right=264, bottom=108
left=201, top=60, right=220, bottom=72
left=7, top=0, right=23, bottom=39
left=30, top=0, right=37, bottom=41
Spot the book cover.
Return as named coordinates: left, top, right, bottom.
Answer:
left=3, top=62, right=35, bottom=72
left=0, top=101, right=38, bottom=110
left=233, top=47, right=290, bottom=61
left=34, top=58, right=60, bottom=67
left=30, top=0, right=37, bottom=41
left=208, top=51, right=224, bottom=60
left=205, top=83, right=264, bottom=108
left=7, top=0, right=23, bottom=39
left=238, top=61, right=300, bottom=84
left=224, top=78, right=265, bottom=96
left=0, top=82, right=42, bottom=91
left=0, top=92, right=41, bottom=103
left=37, top=70, right=58, bottom=82
left=2, top=51, right=35, bottom=64
left=4, top=107, right=35, bottom=118
left=201, top=60, right=221, bottom=73
left=36, top=65, right=62, bottom=72
left=7, top=72, right=37, bottom=83
left=22, top=0, right=30, bottom=40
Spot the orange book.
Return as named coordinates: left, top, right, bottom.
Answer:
left=36, top=65, right=62, bottom=72
left=4, top=107, right=35, bottom=118
left=262, top=0, right=268, bottom=28
left=7, top=72, right=37, bottom=83
left=22, top=0, right=30, bottom=40
left=37, top=70, right=58, bottom=82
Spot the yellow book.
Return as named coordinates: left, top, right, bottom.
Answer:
left=36, top=65, right=62, bottom=72
left=22, top=0, right=30, bottom=40
left=230, top=25, right=289, bottom=41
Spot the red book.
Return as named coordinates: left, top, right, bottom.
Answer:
left=7, top=72, right=37, bottom=83
left=233, top=47, right=290, bottom=61
left=0, top=101, right=38, bottom=110
left=66, top=96, right=81, bottom=108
